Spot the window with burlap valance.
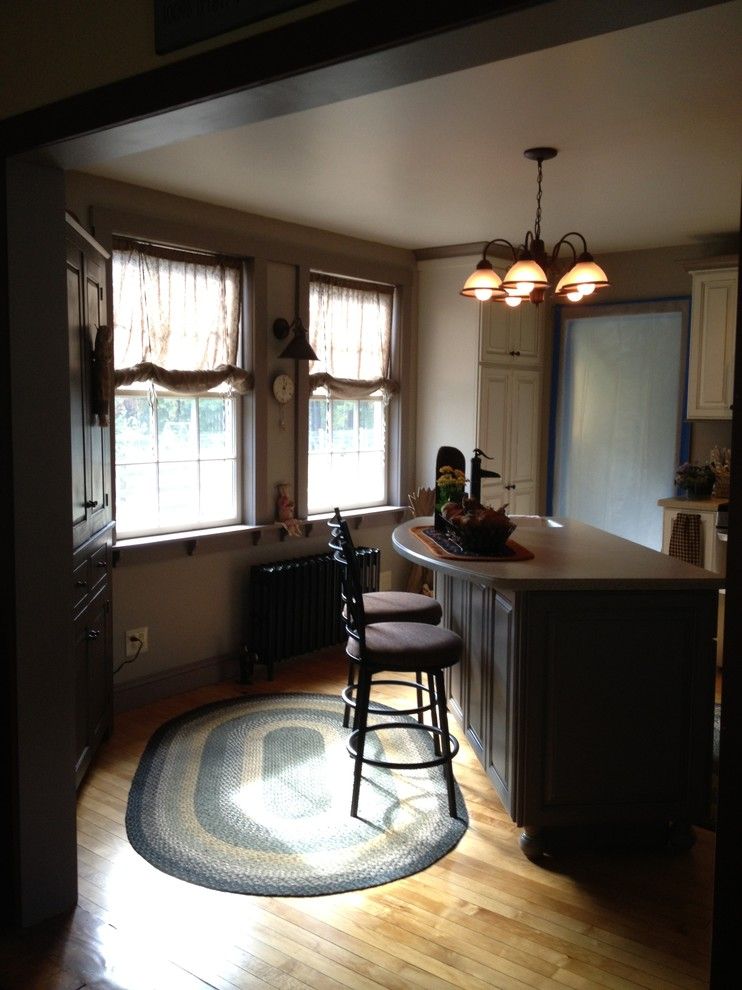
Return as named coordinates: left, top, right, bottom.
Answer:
left=308, top=273, right=397, bottom=399
left=112, top=237, right=252, bottom=394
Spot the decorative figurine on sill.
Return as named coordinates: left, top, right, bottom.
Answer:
left=276, top=483, right=302, bottom=537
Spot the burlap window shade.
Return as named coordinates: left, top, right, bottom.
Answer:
left=308, top=273, right=397, bottom=399
left=112, top=237, right=253, bottom=394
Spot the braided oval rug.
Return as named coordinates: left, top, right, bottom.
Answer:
left=126, top=692, right=468, bottom=896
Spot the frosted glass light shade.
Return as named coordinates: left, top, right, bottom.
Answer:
left=460, top=261, right=506, bottom=300
left=555, top=258, right=610, bottom=297
left=501, top=257, right=549, bottom=292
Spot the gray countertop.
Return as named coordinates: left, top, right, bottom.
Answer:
left=393, top=516, right=725, bottom=591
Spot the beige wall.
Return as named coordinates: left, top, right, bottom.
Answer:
left=65, top=171, right=416, bottom=694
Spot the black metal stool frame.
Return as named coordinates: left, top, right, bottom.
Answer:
left=329, top=510, right=461, bottom=818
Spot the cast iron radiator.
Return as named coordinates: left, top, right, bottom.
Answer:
left=243, top=547, right=380, bottom=680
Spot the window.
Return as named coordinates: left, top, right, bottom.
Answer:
left=307, top=273, right=396, bottom=514
left=112, top=238, right=251, bottom=537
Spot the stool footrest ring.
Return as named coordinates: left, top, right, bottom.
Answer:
left=342, top=677, right=434, bottom=718
left=347, top=721, right=460, bottom=770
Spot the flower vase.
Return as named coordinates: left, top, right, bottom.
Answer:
left=435, top=485, right=465, bottom=532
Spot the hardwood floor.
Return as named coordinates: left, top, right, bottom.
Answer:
left=0, top=648, right=714, bottom=989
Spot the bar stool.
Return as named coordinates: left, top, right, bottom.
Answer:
left=329, top=509, right=462, bottom=818
left=329, top=508, right=443, bottom=728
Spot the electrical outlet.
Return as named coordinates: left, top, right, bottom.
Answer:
left=125, top=626, right=148, bottom=658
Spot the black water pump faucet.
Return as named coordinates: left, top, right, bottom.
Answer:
left=470, top=448, right=500, bottom=503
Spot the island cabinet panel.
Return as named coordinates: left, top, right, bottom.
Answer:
left=519, top=591, right=716, bottom=829
left=443, top=576, right=716, bottom=832
left=485, top=591, right=516, bottom=809
left=442, top=575, right=518, bottom=816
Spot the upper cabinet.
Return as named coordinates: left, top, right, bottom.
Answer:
left=480, top=300, right=544, bottom=366
left=686, top=263, right=738, bottom=420
left=67, top=214, right=112, bottom=547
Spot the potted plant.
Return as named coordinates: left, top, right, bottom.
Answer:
left=674, top=461, right=715, bottom=499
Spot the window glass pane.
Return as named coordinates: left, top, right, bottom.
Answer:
left=307, top=452, right=332, bottom=512
left=309, top=397, right=329, bottom=452
left=115, top=463, right=158, bottom=533
left=357, top=450, right=386, bottom=501
left=157, top=397, right=198, bottom=462
left=159, top=461, right=199, bottom=525
left=331, top=400, right=357, bottom=452
left=359, top=398, right=384, bottom=450
left=200, top=459, right=237, bottom=522
left=199, top=397, right=235, bottom=459
left=115, top=396, right=156, bottom=463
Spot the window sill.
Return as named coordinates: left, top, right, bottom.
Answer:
left=113, top=505, right=408, bottom=564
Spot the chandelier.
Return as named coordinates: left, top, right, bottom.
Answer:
left=460, top=148, right=610, bottom=306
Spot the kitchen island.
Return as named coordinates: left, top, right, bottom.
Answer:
left=393, top=516, right=722, bottom=858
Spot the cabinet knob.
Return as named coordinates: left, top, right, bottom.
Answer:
left=505, top=483, right=517, bottom=490
left=84, top=499, right=99, bottom=508
left=96, top=560, right=108, bottom=568
left=74, top=579, right=88, bottom=588
left=86, top=628, right=101, bottom=640
left=509, top=350, right=521, bottom=357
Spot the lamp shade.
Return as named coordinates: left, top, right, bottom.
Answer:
left=501, top=257, right=549, bottom=294
left=279, top=318, right=319, bottom=361
left=460, top=260, right=506, bottom=301
left=554, top=257, right=610, bottom=297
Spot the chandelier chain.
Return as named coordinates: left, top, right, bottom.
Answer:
left=534, top=158, right=543, bottom=242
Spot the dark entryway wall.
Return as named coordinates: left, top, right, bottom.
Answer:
left=1, top=8, right=738, bottom=980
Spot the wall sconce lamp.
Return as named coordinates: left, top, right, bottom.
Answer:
left=273, top=317, right=318, bottom=361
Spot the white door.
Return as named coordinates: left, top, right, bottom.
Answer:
left=552, top=302, right=688, bottom=550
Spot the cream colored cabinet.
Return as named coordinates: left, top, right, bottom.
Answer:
left=686, top=265, right=737, bottom=420
left=477, top=366, right=541, bottom=514
left=658, top=497, right=726, bottom=575
left=480, top=300, right=543, bottom=366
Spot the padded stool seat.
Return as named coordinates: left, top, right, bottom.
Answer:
left=362, top=591, right=442, bottom=625
left=346, top=620, right=461, bottom=670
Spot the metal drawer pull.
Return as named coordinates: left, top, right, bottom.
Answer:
left=75, top=579, right=88, bottom=588
left=84, top=499, right=99, bottom=508
left=86, top=628, right=101, bottom=640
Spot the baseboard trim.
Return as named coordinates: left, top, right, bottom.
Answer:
left=113, top=652, right=242, bottom=713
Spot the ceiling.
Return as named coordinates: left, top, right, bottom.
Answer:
left=79, top=2, right=742, bottom=255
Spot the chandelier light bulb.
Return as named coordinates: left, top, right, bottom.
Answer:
left=567, top=289, right=584, bottom=302
left=516, top=281, right=534, bottom=294
left=474, top=287, right=494, bottom=301
left=505, top=296, right=522, bottom=308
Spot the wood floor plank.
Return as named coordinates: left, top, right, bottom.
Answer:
left=0, top=652, right=715, bottom=990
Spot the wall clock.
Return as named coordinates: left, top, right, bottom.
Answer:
left=272, top=373, right=294, bottom=431
left=272, top=373, right=295, bottom=404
